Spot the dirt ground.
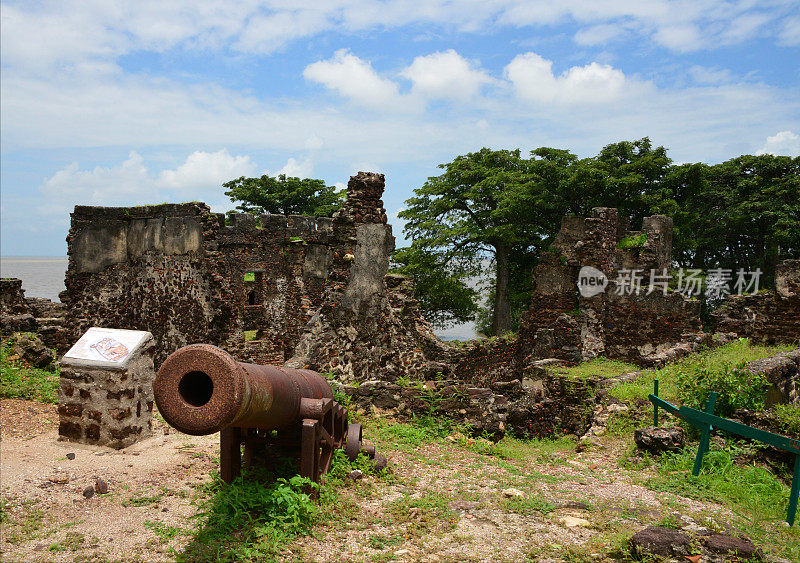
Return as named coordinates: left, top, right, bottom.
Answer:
left=0, top=398, right=776, bottom=562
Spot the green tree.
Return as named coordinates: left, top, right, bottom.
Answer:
left=667, top=154, right=800, bottom=283
left=399, top=148, right=544, bottom=335
left=391, top=246, right=478, bottom=328
left=223, top=174, right=344, bottom=217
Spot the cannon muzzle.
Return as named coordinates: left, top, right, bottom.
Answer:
left=154, top=344, right=332, bottom=436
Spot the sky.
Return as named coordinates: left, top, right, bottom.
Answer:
left=1, top=0, right=799, bottom=257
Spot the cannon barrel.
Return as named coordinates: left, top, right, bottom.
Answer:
left=153, top=344, right=332, bottom=436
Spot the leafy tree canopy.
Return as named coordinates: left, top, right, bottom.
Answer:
left=391, top=246, right=479, bottom=329
left=399, top=148, right=546, bottom=335
left=223, top=174, right=344, bottom=217
left=397, top=139, right=799, bottom=335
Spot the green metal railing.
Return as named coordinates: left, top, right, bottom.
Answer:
left=649, top=379, right=800, bottom=526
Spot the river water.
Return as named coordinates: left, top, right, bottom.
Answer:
left=0, top=257, right=68, bottom=302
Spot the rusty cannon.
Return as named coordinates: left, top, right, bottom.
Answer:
left=153, top=344, right=383, bottom=484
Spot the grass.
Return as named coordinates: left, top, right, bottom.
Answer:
left=501, top=494, right=555, bottom=516
left=773, top=403, right=800, bottom=436
left=0, top=497, right=51, bottom=545
left=0, top=335, right=59, bottom=403
left=385, top=492, right=457, bottom=537
left=555, top=357, right=639, bottom=380
left=368, top=414, right=455, bottom=451
left=179, top=449, right=388, bottom=562
left=48, top=531, right=86, bottom=552
left=123, top=493, right=164, bottom=507
left=144, top=520, right=186, bottom=544
left=648, top=443, right=800, bottom=558
left=608, top=338, right=795, bottom=403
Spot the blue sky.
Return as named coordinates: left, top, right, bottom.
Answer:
left=2, top=1, right=799, bottom=256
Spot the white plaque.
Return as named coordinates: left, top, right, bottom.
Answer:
left=62, top=327, right=152, bottom=369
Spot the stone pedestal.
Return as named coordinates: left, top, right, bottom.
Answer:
left=58, top=327, right=155, bottom=449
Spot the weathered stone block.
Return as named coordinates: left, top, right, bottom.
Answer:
left=58, top=328, right=155, bottom=449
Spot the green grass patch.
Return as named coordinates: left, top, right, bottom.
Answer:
left=144, top=520, right=186, bottom=543
left=385, top=492, right=456, bottom=537
left=492, top=435, right=576, bottom=462
left=123, top=493, right=163, bottom=507
left=609, top=338, right=794, bottom=404
left=48, top=532, right=85, bottom=552
left=501, top=494, right=555, bottom=516
left=772, top=403, right=800, bottom=436
left=180, top=449, right=389, bottom=562
left=0, top=497, right=51, bottom=545
left=369, top=415, right=456, bottom=451
left=0, top=336, right=59, bottom=403
left=555, top=357, right=639, bottom=380
left=648, top=443, right=800, bottom=559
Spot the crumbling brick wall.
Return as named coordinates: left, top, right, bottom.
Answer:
left=61, top=173, right=445, bottom=381
left=713, top=259, right=800, bottom=345
left=0, top=278, right=37, bottom=334
left=517, top=207, right=701, bottom=365
left=62, top=203, right=236, bottom=366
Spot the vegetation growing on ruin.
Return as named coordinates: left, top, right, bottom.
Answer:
left=677, top=360, right=769, bottom=416
left=616, top=232, right=647, bottom=249
left=774, top=403, right=800, bottom=436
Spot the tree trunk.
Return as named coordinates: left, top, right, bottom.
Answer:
left=492, top=244, right=512, bottom=335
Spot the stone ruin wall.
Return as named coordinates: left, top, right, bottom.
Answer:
left=59, top=173, right=445, bottom=383
left=713, top=259, right=800, bottom=345
left=1, top=278, right=70, bottom=353
left=518, top=207, right=702, bottom=366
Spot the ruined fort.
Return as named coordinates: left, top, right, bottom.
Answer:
left=2, top=172, right=799, bottom=440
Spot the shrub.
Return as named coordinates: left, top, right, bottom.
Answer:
left=616, top=232, right=647, bottom=249
left=677, top=360, right=768, bottom=416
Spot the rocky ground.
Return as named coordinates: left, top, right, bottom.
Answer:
left=2, top=397, right=796, bottom=562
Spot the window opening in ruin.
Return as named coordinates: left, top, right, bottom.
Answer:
left=243, top=270, right=266, bottom=341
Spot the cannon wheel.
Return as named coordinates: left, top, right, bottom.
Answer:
left=345, top=423, right=363, bottom=461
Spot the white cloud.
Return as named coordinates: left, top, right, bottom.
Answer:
left=653, top=23, right=704, bottom=52
left=303, top=49, right=418, bottom=111
left=400, top=50, right=492, bottom=101
left=156, top=149, right=257, bottom=191
left=688, top=65, right=733, bottom=85
left=778, top=16, right=800, bottom=46
left=755, top=131, right=800, bottom=157
left=274, top=157, right=314, bottom=178
left=574, top=23, right=628, bottom=46
left=39, top=152, right=155, bottom=216
left=234, top=8, right=331, bottom=54
left=504, top=52, right=635, bottom=105
left=2, top=1, right=795, bottom=79
left=38, top=149, right=260, bottom=218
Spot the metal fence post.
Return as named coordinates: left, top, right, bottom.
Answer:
left=653, top=379, right=660, bottom=427
left=692, top=392, right=718, bottom=477
left=788, top=443, right=800, bottom=526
